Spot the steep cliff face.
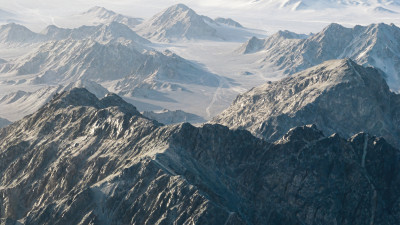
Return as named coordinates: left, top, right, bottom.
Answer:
left=0, top=88, right=400, bottom=224
left=213, top=59, right=400, bottom=148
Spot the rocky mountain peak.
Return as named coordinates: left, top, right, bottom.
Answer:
left=275, top=29, right=307, bottom=39
left=154, top=3, right=197, bottom=22
left=135, top=3, right=219, bottom=42
left=40, top=24, right=62, bottom=35
left=214, top=17, right=243, bottom=28
left=100, top=92, right=141, bottom=115
left=0, top=23, right=39, bottom=43
left=169, top=3, right=191, bottom=11
left=237, top=36, right=265, bottom=54
left=0, top=22, right=27, bottom=31
left=84, top=6, right=117, bottom=18
left=48, top=88, right=141, bottom=116
left=279, top=124, right=325, bottom=144
left=50, top=87, right=102, bottom=109
left=80, top=6, right=143, bottom=28
left=213, top=59, right=400, bottom=148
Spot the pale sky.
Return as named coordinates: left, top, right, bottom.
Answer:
left=1, top=0, right=400, bottom=34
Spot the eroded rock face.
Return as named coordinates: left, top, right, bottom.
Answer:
left=213, top=59, right=400, bottom=148
left=0, top=88, right=400, bottom=225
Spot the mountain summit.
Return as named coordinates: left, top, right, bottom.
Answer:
left=213, top=59, right=400, bottom=148
left=135, top=4, right=219, bottom=42
left=0, top=23, right=41, bottom=43
left=80, top=6, right=143, bottom=28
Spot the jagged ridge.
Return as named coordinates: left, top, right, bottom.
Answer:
left=0, top=88, right=400, bottom=224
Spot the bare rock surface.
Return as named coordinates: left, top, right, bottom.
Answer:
left=213, top=59, right=400, bottom=148
left=0, top=87, right=400, bottom=224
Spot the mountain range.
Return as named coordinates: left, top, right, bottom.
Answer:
left=239, top=23, right=400, bottom=91
left=0, top=87, right=399, bottom=224
left=247, top=0, right=400, bottom=11
left=1, top=3, right=400, bottom=225
left=0, top=22, right=149, bottom=45
left=0, top=38, right=219, bottom=92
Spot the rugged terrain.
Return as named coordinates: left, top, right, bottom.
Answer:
left=0, top=88, right=399, bottom=224
left=213, top=59, right=400, bottom=148
left=244, top=0, right=400, bottom=11
left=239, top=23, right=400, bottom=91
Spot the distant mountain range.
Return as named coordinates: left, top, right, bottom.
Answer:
left=0, top=22, right=149, bottom=44
left=0, top=18, right=221, bottom=123
left=247, top=0, right=400, bottom=11
left=239, top=23, right=400, bottom=91
left=0, top=37, right=219, bottom=90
